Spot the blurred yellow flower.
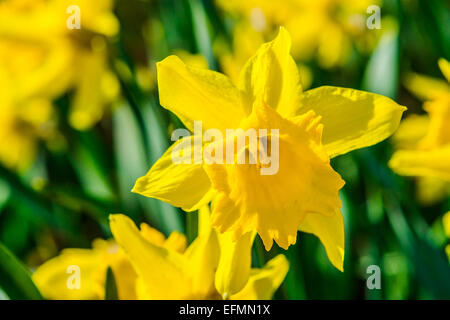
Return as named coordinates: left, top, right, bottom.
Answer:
left=110, top=211, right=288, bottom=300
left=215, top=0, right=381, bottom=68
left=33, top=210, right=288, bottom=300
left=32, top=218, right=189, bottom=300
left=32, top=239, right=137, bottom=300
left=389, top=59, right=450, bottom=203
left=0, top=80, right=56, bottom=170
left=133, top=28, right=406, bottom=271
left=0, top=0, right=119, bottom=169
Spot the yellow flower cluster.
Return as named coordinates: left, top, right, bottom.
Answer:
left=32, top=27, right=406, bottom=300
left=0, top=0, right=119, bottom=170
left=215, top=0, right=381, bottom=69
left=33, top=208, right=289, bottom=300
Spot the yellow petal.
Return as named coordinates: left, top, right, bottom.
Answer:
left=389, top=146, right=450, bottom=180
left=90, top=239, right=138, bottom=300
left=419, top=99, right=450, bottom=149
left=133, top=136, right=212, bottom=212
left=140, top=222, right=187, bottom=253
left=443, top=211, right=450, bottom=238
left=139, top=223, right=166, bottom=246
left=239, top=27, right=302, bottom=116
left=392, top=114, right=430, bottom=150
left=109, top=214, right=192, bottom=299
left=198, top=205, right=212, bottom=236
left=165, top=231, right=188, bottom=253
left=214, top=231, right=255, bottom=299
left=157, top=55, right=245, bottom=132
left=32, top=248, right=106, bottom=300
left=416, top=176, right=449, bottom=205
left=297, top=86, right=406, bottom=158
left=404, top=72, right=450, bottom=101
left=184, top=228, right=221, bottom=298
left=33, top=238, right=137, bottom=300
left=231, top=254, right=289, bottom=300
left=70, top=51, right=108, bottom=130
left=438, top=58, right=450, bottom=83
left=317, top=22, right=349, bottom=69
left=299, top=211, right=345, bottom=272
left=105, top=248, right=138, bottom=300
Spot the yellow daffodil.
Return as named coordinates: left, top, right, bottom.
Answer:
left=133, top=28, right=406, bottom=271
left=389, top=59, right=450, bottom=203
left=32, top=239, right=137, bottom=300
left=33, top=210, right=288, bottom=300
left=110, top=210, right=288, bottom=300
left=215, top=0, right=381, bottom=68
left=0, top=0, right=119, bottom=168
left=32, top=220, right=187, bottom=300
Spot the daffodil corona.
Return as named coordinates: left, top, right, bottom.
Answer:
left=133, top=28, right=406, bottom=271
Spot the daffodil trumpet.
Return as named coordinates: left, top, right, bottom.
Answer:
left=170, top=120, right=280, bottom=175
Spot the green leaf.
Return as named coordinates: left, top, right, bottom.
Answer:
left=0, top=177, right=11, bottom=213
left=384, top=194, right=450, bottom=299
left=104, top=267, right=118, bottom=300
left=0, top=242, right=43, bottom=300
left=113, top=101, right=183, bottom=235
left=362, top=23, right=399, bottom=99
left=0, top=164, right=75, bottom=238
left=188, top=0, right=217, bottom=69
left=113, top=102, right=148, bottom=217
left=70, top=131, right=115, bottom=202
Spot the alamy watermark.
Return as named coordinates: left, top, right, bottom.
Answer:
left=366, top=5, right=381, bottom=30
left=66, top=5, right=81, bottom=30
left=366, top=265, right=381, bottom=290
left=66, top=265, right=81, bottom=290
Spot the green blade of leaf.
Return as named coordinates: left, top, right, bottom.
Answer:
left=384, top=194, right=450, bottom=299
left=362, top=24, right=399, bottom=99
left=188, top=0, right=217, bottom=69
left=70, top=131, right=115, bottom=202
left=104, top=267, right=118, bottom=300
left=0, top=242, right=43, bottom=300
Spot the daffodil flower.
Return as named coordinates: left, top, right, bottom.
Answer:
left=389, top=59, right=450, bottom=203
left=32, top=221, right=187, bottom=300
left=110, top=211, right=288, bottom=300
left=32, top=239, right=137, bottom=300
left=34, top=210, right=288, bottom=300
left=133, top=28, right=406, bottom=271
